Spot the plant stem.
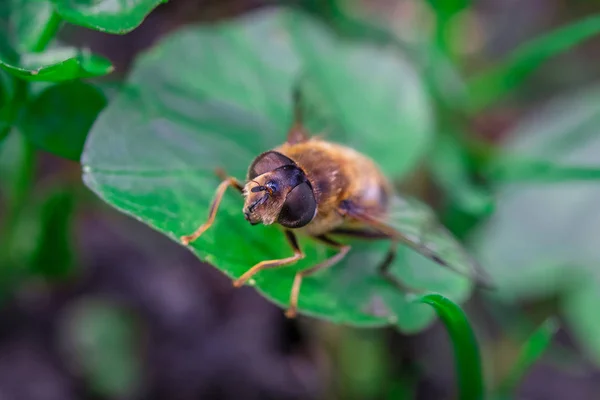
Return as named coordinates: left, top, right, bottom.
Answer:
left=0, top=8, right=61, bottom=266
left=30, top=11, right=63, bottom=53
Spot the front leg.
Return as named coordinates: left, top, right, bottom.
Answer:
left=233, top=230, right=304, bottom=287
left=286, top=235, right=351, bottom=318
left=180, top=175, right=243, bottom=245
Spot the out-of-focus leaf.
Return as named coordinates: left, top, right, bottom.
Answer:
left=9, top=0, right=61, bottom=52
left=418, top=293, right=484, bottom=400
left=425, top=0, right=470, bottom=19
left=339, top=330, right=390, bottom=399
left=0, top=132, right=35, bottom=281
left=0, top=130, right=26, bottom=200
left=59, top=299, right=141, bottom=398
left=495, top=318, right=558, bottom=398
left=0, top=47, right=113, bottom=81
left=563, top=282, right=600, bottom=364
left=20, top=81, right=106, bottom=160
left=468, top=14, right=600, bottom=111
left=27, top=188, right=76, bottom=279
left=82, top=9, right=472, bottom=332
left=52, top=0, right=166, bottom=34
left=487, top=156, right=600, bottom=183
left=472, top=84, right=600, bottom=364
left=287, top=14, right=434, bottom=177
left=0, top=70, right=14, bottom=142
left=430, top=133, right=494, bottom=216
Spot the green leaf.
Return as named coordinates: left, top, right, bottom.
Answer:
left=472, top=84, right=600, bottom=364
left=488, top=157, right=600, bottom=183
left=0, top=132, right=35, bottom=283
left=26, top=187, right=76, bottom=279
left=9, top=0, right=61, bottom=52
left=52, top=0, right=166, bottom=34
left=0, top=47, right=113, bottom=81
left=338, top=330, right=390, bottom=399
left=563, top=282, right=600, bottom=365
left=495, top=318, right=558, bottom=398
left=417, top=293, right=484, bottom=400
left=429, top=133, right=494, bottom=216
left=468, top=14, right=600, bottom=111
left=20, top=81, right=106, bottom=160
left=82, top=9, right=470, bottom=332
left=287, top=15, right=434, bottom=177
left=0, top=70, right=14, bottom=142
left=425, top=0, right=470, bottom=19
left=0, top=130, right=28, bottom=206
left=59, top=298, right=141, bottom=398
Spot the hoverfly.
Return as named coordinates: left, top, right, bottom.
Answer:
left=181, top=89, right=492, bottom=318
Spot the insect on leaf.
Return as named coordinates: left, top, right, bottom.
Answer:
left=82, top=8, right=472, bottom=332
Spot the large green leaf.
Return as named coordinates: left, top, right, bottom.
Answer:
left=52, top=0, right=166, bottom=34
left=286, top=14, right=433, bottom=176
left=82, top=9, right=471, bottom=332
left=0, top=47, right=113, bottom=81
left=20, top=81, right=106, bottom=160
left=472, top=84, right=600, bottom=362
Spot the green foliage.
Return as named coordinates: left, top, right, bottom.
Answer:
left=82, top=9, right=471, bottom=331
left=468, top=14, right=600, bottom=111
left=53, top=0, right=168, bottom=34
left=2, top=0, right=600, bottom=398
left=0, top=47, right=113, bottom=81
left=429, top=133, right=494, bottom=216
left=0, top=71, right=14, bottom=141
left=418, top=293, right=484, bottom=400
left=496, top=318, right=558, bottom=398
left=8, top=0, right=60, bottom=52
left=0, top=132, right=36, bottom=291
left=21, top=81, right=107, bottom=160
left=338, top=330, right=391, bottom=399
left=287, top=15, right=433, bottom=177
left=473, top=84, right=600, bottom=362
left=21, top=187, right=76, bottom=280
left=60, top=299, right=142, bottom=398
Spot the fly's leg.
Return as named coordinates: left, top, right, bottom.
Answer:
left=330, top=227, right=423, bottom=294
left=180, top=175, right=243, bottom=245
left=376, top=240, right=424, bottom=294
left=233, top=230, right=304, bottom=287
left=286, top=235, right=351, bottom=318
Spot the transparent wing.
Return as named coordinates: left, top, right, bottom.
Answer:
left=376, top=194, right=493, bottom=288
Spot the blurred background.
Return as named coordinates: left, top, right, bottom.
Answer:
left=2, top=0, right=600, bottom=399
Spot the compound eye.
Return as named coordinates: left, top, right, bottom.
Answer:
left=278, top=182, right=316, bottom=228
left=248, top=151, right=295, bottom=179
